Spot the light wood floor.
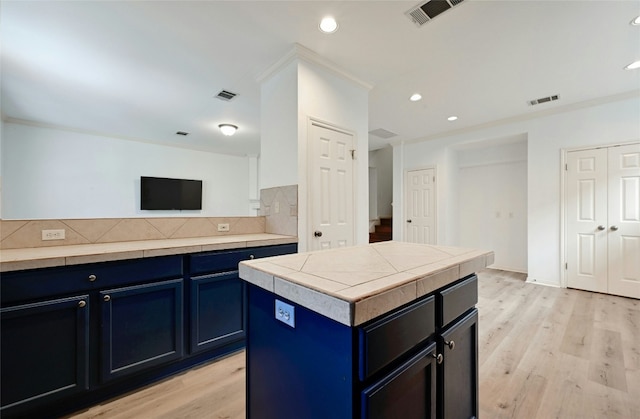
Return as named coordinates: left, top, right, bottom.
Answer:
left=68, top=269, right=640, bottom=418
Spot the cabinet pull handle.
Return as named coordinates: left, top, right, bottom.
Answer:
left=103, top=295, right=111, bottom=302
left=445, top=340, right=455, bottom=350
left=78, top=300, right=86, bottom=308
left=432, top=353, right=443, bottom=364
left=249, top=254, right=255, bottom=259
left=88, top=274, right=97, bottom=282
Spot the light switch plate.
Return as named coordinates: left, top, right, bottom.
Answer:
left=275, top=299, right=295, bottom=328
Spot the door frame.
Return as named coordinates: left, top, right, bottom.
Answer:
left=560, top=140, right=639, bottom=289
left=305, top=117, right=358, bottom=251
left=403, top=165, right=437, bottom=244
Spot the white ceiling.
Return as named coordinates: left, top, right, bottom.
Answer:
left=2, top=1, right=639, bottom=156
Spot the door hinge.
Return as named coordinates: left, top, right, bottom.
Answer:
left=350, top=149, right=356, bottom=160
left=565, top=163, right=568, bottom=171
left=565, top=262, right=568, bottom=270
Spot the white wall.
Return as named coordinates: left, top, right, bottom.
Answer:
left=2, top=122, right=252, bottom=219
left=393, top=95, right=640, bottom=286
left=259, top=60, right=299, bottom=190
left=259, top=51, right=370, bottom=250
left=298, top=59, right=370, bottom=248
left=369, top=147, right=393, bottom=218
left=456, top=140, right=527, bottom=272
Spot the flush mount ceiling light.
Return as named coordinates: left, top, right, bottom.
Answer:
left=319, top=16, right=338, bottom=33
left=631, top=15, right=640, bottom=25
left=410, top=93, right=422, bottom=101
left=447, top=116, right=458, bottom=121
left=219, top=124, right=238, bottom=136
left=624, top=60, right=640, bottom=70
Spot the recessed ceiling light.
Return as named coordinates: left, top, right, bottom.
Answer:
left=624, top=60, right=640, bottom=70
left=631, top=15, right=640, bottom=25
left=219, top=124, right=238, bottom=136
left=447, top=116, right=458, bottom=121
left=410, top=93, right=422, bottom=102
left=319, top=16, right=338, bottom=33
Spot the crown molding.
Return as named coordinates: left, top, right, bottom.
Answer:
left=256, top=43, right=373, bottom=91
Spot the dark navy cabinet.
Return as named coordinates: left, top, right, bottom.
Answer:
left=0, top=295, right=89, bottom=412
left=100, top=279, right=184, bottom=381
left=190, top=272, right=245, bottom=354
left=0, top=242, right=297, bottom=418
left=245, top=273, right=478, bottom=419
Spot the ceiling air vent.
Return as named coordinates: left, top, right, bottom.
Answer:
left=175, top=131, right=189, bottom=136
left=406, top=0, right=466, bottom=27
left=215, top=90, right=237, bottom=101
left=528, top=94, right=560, bottom=106
left=369, top=128, right=398, bottom=139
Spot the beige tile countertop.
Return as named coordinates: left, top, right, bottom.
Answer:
left=239, top=241, right=494, bottom=326
left=0, top=234, right=297, bottom=272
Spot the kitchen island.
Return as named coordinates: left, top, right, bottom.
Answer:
left=239, top=241, right=493, bottom=419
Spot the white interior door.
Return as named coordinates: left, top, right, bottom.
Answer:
left=309, top=122, right=355, bottom=251
left=607, top=143, right=640, bottom=298
left=405, top=168, right=436, bottom=244
left=566, top=148, right=608, bottom=293
left=566, top=143, right=640, bottom=298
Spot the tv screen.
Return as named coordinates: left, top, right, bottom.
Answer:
left=141, top=176, right=202, bottom=210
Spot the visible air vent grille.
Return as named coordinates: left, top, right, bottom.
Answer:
left=215, top=90, right=237, bottom=101
left=405, top=0, right=466, bottom=27
left=369, top=128, right=398, bottom=139
left=176, top=131, right=189, bottom=136
left=529, top=94, right=560, bottom=106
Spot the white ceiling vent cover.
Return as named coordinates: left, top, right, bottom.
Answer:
left=406, top=0, right=466, bottom=27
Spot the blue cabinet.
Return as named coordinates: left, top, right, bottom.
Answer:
left=245, top=273, right=478, bottom=419
left=100, top=279, right=184, bottom=381
left=0, top=242, right=297, bottom=418
left=190, top=272, right=245, bottom=354
left=0, top=295, right=89, bottom=414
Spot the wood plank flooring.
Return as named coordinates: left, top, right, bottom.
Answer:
left=67, top=269, right=640, bottom=418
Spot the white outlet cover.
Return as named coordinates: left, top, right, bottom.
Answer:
left=275, top=299, right=295, bottom=328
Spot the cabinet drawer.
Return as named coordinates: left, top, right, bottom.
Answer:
left=359, top=296, right=435, bottom=381
left=189, top=244, right=297, bottom=275
left=1, top=256, right=183, bottom=304
left=437, top=274, right=477, bottom=327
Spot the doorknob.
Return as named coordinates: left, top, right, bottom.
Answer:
left=407, top=219, right=412, bottom=223
left=314, top=231, right=323, bottom=237
left=597, top=225, right=606, bottom=231
left=610, top=225, right=619, bottom=231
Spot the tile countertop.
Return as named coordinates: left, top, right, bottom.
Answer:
left=239, top=241, right=494, bottom=327
left=0, top=234, right=298, bottom=272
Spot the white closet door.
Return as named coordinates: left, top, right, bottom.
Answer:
left=607, top=143, right=640, bottom=299
left=405, top=168, right=436, bottom=244
left=566, top=148, right=608, bottom=293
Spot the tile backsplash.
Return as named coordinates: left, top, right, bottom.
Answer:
left=0, top=217, right=266, bottom=249
left=260, top=185, right=298, bottom=237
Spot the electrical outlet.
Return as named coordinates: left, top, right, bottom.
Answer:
left=42, top=229, right=66, bottom=241
left=275, top=299, right=295, bottom=328
left=217, top=223, right=230, bottom=232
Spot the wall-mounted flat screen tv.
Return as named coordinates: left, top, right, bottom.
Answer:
left=141, top=176, right=202, bottom=210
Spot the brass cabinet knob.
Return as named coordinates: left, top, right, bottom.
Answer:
left=103, top=295, right=111, bottom=302
left=78, top=300, right=86, bottom=308
left=88, top=274, right=97, bottom=282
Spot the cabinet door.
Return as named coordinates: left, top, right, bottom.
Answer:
left=439, top=309, right=478, bottom=419
left=1, top=295, right=89, bottom=412
left=361, top=342, right=437, bottom=419
left=100, top=279, right=183, bottom=382
left=190, top=272, right=245, bottom=354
